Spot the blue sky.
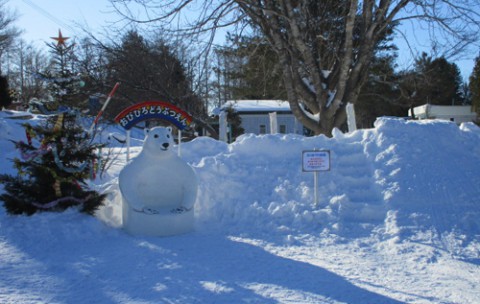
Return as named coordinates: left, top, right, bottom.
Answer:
left=9, top=0, right=115, bottom=45
left=9, top=0, right=477, bottom=81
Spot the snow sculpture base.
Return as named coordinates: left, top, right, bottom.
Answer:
left=122, top=199, right=194, bottom=237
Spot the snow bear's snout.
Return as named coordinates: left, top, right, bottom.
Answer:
left=162, top=142, right=169, bottom=150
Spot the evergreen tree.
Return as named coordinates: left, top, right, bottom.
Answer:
left=0, top=113, right=107, bottom=215
left=225, top=106, right=244, bottom=141
left=0, top=75, right=12, bottom=108
left=104, top=30, right=205, bottom=118
left=35, top=30, right=84, bottom=111
left=413, top=53, right=463, bottom=105
left=470, top=55, right=480, bottom=118
left=356, top=55, right=407, bottom=128
left=395, top=54, right=465, bottom=119
left=214, top=34, right=287, bottom=101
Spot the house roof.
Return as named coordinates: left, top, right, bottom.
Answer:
left=212, top=100, right=291, bottom=115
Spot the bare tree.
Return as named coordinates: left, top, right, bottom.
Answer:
left=0, top=0, right=21, bottom=75
left=110, top=0, right=480, bottom=136
left=8, top=41, right=51, bottom=105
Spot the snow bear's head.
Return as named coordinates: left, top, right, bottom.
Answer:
left=142, top=126, right=174, bottom=157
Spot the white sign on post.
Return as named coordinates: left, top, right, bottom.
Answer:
left=302, top=150, right=331, bottom=172
left=302, top=150, right=330, bottom=206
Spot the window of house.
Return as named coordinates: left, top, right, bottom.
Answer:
left=259, top=124, right=266, bottom=134
left=279, top=125, right=287, bottom=134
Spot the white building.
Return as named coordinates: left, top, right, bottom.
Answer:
left=213, top=100, right=304, bottom=136
left=409, top=104, right=477, bottom=124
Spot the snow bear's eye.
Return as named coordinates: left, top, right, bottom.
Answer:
left=154, top=134, right=159, bottom=138
left=166, top=134, right=170, bottom=138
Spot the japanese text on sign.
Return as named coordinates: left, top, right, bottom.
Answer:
left=302, top=150, right=331, bottom=172
left=114, top=101, right=193, bottom=131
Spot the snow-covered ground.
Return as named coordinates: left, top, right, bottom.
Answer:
left=1, top=110, right=480, bottom=304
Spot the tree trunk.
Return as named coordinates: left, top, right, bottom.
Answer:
left=110, top=0, right=480, bottom=137
left=192, top=116, right=219, bottom=140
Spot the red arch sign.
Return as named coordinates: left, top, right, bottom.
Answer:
left=114, top=101, right=193, bottom=130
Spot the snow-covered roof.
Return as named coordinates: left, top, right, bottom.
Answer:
left=410, top=104, right=475, bottom=117
left=409, top=104, right=477, bottom=124
left=212, top=100, right=291, bottom=115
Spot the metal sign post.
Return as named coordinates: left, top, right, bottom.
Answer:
left=126, top=130, right=131, bottom=162
left=302, top=150, right=331, bottom=206
left=178, top=129, right=182, bottom=157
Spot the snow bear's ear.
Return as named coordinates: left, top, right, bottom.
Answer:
left=167, top=126, right=172, bottom=133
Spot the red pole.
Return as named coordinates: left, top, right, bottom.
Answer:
left=89, top=82, right=120, bottom=134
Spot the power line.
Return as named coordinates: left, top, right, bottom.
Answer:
left=21, top=0, right=76, bottom=33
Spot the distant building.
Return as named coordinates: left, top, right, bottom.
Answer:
left=212, top=100, right=305, bottom=136
left=409, top=104, right=477, bottom=124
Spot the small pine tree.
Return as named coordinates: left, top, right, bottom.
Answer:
left=0, top=113, right=107, bottom=215
left=226, top=106, right=244, bottom=142
left=34, top=30, right=84, bottom=111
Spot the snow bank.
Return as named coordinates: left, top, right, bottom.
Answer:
left=190, top=130, right=384, bottom=240
left=1, top=111, right=480, bottom=303
left=365, top=118, right=480, bottom=257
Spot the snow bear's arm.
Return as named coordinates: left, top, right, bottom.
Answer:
left=118, top=166, right=144, bottom=210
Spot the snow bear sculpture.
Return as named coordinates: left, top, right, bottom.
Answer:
left=119, top=126, right=198, bottom=236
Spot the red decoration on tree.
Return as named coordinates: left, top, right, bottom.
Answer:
left=51, top=29, right=70, bottom=48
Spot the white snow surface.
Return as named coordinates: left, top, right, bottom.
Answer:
left=1, top=110, right=480, bottom=304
